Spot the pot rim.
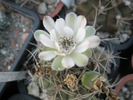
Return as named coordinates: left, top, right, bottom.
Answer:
left=115, top=74, right=133, bottom=94
left=113, top=33, right=133, bottom=51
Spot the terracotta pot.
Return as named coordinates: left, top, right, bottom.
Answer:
left=39, top=1, right=64, bottom=20
left=115, top=74, right=133, bottom=94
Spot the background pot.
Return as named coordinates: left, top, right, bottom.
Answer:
left=0, top=0, right=40, bottom=98
left=115, top=74, right=133, bottom=94
left=8, top=0, right=64, bottom=20
left=39, top=1, right=64, bottom=20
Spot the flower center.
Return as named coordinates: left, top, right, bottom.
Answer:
left=58, top=36, right=75, bottom=54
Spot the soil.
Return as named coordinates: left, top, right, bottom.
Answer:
left=0, top=3, right=33, bottom=72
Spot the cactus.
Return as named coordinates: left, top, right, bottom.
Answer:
left=76, top=0, right=133, bottom=44
left=26, top=46, right=119, bottom=100
left=25, top=12, right=119, bottom=100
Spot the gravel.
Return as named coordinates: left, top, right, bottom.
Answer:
left=0, top=3, right=33, bottom=72
left=119, top=82, right=133, bottom=100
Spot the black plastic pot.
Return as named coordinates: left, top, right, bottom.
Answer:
left=118, top=43, right=133, bottom=76
left=9, top=94, right=40, bottom=100
left=0, top=0, right=40, bottom=98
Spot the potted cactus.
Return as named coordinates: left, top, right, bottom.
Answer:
left=73, top=0, right=133, bottom=51
left=13, top=12, right=119, bottom=100
left=0, top=12, right=120, bottom=100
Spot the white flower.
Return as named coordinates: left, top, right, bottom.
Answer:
left=34, top=12, right=100, bottom=71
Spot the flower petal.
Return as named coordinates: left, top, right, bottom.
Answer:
left=52, top=56, right=65, bottom=71
left=42, top=46, right=56, bottom=51
left=62, top=56, right=74, bottom=69
left=74, top=15, right=87, bottom=31
left=50, top=29, right=58, bottom=41
left=54, top=41, right=60, bottom=51
left=85, top=35, right=101, bottom=49
left=34, top=30, right=49, bottom=41
left=64, top=26, right=74, bottom=37
left=65, top=12, right=77, bottom=29
left=39, top=34, right=56, bottom=48
left=82, top=49, right=92, bottom=58
left=85, top=26, right=96, bottom=37
left=71, top=53, right=88, bottom=67
left=74, top=40, right=90, bottom=53
left=74, top=28, right=86, bottom=43
left=55, top=18, right=65, bottom=36
left=43, top=16, right=55, bottom=32
left=39, top=51, right=56, bottom=61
